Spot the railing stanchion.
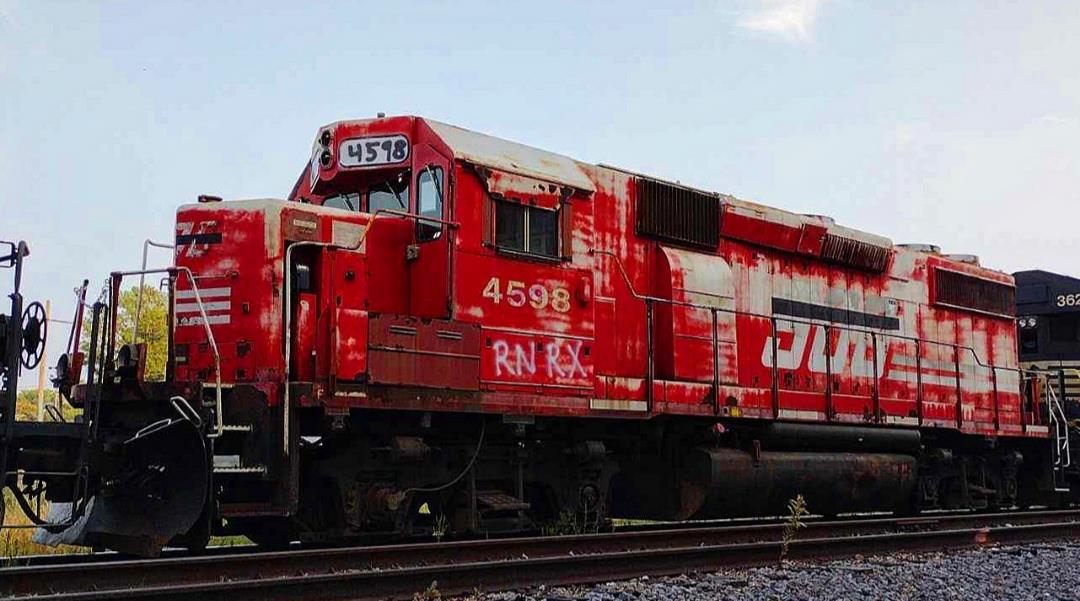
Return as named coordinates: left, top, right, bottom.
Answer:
left=871, top=332, right=881, bottom=423
left=991, top=363, right=999, bottom=432
left=824, top=324, right=833, bottom=421
left=770, top=317, right=779, bottom=419
left=646, top=299, right=654, bottom=414
left=711, top=308, right=720, bottom=415
left=915, top=340, right=923, bottom=426
left=954, top=347, right=964, bottom=430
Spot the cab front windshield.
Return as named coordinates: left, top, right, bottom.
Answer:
left=323, top=170, right=410, bottom=214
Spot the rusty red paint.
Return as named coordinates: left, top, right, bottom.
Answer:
left=169, top=115, right=1044, bottom=440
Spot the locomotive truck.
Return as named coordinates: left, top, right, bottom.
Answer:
left=1, top=116, right=1076, bottom=555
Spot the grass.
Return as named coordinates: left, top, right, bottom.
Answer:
left=209, top=535, right=253, bottom=547
left=1, top=489, right=42, bottom=563
left=1, top=490, right=88, bottom=564
left=432, top=513, right=449, bottom=542
left=413, top=580, right=441, bottom=600
left=541, top=510, right=582, bottom=536
left=611, top=518, right=664, bottom=527
left=779, top=494, right=808, bottom=564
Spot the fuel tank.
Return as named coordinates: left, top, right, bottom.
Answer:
left=612, top=447, right=918, bottom=520
left=679, top=448, right=918, bottom=519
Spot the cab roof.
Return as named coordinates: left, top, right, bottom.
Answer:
left=424, top=119, right=595, bottom=193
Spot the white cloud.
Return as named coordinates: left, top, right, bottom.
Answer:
left=736, top=0, right=829, bottom=44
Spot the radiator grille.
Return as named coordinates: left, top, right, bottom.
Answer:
left=934, top=268, right=1016, bottom=316
left=635, top=178, right=720, bottom=249
left=820, top=234, right=892, bottom=272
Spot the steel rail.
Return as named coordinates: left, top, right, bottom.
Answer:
left=2, top=506, right=1061, bottom=567
left=3, top=509, right=1079, bottom=600
left=0, top=507, right=978, bottom=566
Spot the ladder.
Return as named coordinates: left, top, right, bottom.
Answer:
left=1045, top=381, right=1071, bottom=492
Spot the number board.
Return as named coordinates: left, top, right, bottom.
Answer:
left=338, top=135, right=410, bottom=168
left=1057, top=292, right=1080, bottom=308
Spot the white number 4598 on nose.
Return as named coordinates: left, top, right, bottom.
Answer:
left=338, top=135, right=410, bottom=168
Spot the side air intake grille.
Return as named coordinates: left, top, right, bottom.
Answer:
left=820, top=234, right=892, bottom=272
left=635, top=178, right=720, bottom=249
left=934, top=268, right=1016, bottom=316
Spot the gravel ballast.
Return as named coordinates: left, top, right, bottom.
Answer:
left=468, top=542, right=1080, bottom=601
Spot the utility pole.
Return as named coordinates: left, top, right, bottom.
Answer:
left=36, top=299, right=50, bottom=421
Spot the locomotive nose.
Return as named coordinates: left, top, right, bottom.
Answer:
left=34, top=417, right=209, bottom=556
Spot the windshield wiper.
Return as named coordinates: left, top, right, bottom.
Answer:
left=382, top=180, right=406, bottom=210
left=425, top=165, right=443, bottom=204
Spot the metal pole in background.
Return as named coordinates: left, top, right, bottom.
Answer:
left=35, top=299, right=50, bottom=420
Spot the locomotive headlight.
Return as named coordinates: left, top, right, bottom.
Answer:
left=319, top=129, right=333, bottom=148
left=320, top=150, right=333, bottom=167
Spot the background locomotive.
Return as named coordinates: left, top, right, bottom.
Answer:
left=1015, top=269, right=1080, bottom=414
left=1, top=116, right=1076, bottom=555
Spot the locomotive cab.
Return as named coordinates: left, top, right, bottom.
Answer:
left=167, top=118, right=474, bottom=528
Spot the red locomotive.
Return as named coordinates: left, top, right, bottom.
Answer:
left=0, top=116, right=1074, bottom=554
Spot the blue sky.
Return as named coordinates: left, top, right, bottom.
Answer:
left=2, top=0, right=1079, bottom=376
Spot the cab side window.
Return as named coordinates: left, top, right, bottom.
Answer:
left=417, top=166, right=444, bottom=241
left=494, top=200, right=558, bottom=259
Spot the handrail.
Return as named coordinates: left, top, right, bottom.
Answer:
left=1045, top=381, right=1071, bottom=468
left=132, top=239, right=175, bottom=344
left=1034, top=367, right=1078, bottom=469
left=170, top=395, right=203, bottom=428
left=590, top=249, right=1026, bottom=372
left=110, top=267, right=223, bottom=438
left=590, top=248, right=1041, bottom=422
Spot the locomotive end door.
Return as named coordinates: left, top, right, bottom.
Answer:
left=409, top=143, right=452, bottom=319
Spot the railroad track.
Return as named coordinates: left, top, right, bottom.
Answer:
left=0, top=506, right=1038, bottom=567
left=0, top=511, right=918, bottom=568
left=3, top=509, right=1079, bottom=600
